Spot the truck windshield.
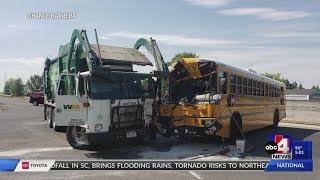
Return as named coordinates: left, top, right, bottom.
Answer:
left=89, top=75, right=154, bottom=99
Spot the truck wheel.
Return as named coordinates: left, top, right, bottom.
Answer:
left=66, top=126, right=89, bottom=149
left=273, top=110, right=280, bottom=128
left=33, top=101, right=38, bottom=106
left=229, top=114, right=243, bottom=142
left=47, top=107, right=53, bottom=128
left=51, top=108, right=62, bottom=132
left=44, top=105, right=47, bottom=120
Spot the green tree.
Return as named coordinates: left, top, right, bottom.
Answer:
left=261, top=72, right=297, bottom=89
left=4, top=79, right=15, bottom=95
left=298, top=82, right=304, bottom=89
left=25, top=74, right=43, bottom=95
left=166, top=52, right=198, bottom=70
left=312, top=84, right=320, bottom=90
left=4, top=78, right=25, bottom=96
left=14, top=78, right=24, bottom=96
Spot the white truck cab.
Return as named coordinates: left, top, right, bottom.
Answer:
left=53, top=71, right=155, bottom=149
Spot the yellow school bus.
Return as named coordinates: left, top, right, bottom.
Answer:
left=158, top=58, right=286, bottom=140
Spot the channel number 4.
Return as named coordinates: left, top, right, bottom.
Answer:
left=277, top=138, right=290, bottom=154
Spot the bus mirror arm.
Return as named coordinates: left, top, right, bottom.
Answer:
left=227, top=94, right=234, bottom=107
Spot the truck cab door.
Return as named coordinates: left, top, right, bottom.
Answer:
left=54, top=74, right=88, bottom=127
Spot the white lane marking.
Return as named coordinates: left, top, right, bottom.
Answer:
left=23, top=122, right=47, bottom=125
left=189, top=171, right=203, bottom=180
left=0, top=147, right=73, bottom=156
left=280, top=122, right=320, bottom=130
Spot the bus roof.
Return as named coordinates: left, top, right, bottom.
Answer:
left=200, top=58, right=286, bottom=87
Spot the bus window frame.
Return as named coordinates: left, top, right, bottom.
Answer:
left=236, top=76, right=243, bottom=94
left=248, top=79, right=252, bottom=95
left=230, top=74, right=236, bottom=94
left=218, top=71, right=228, bottom=94
left=243, top=77, right=248, bottom=95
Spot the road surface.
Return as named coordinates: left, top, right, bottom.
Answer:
left=0, top=96, right=319, bottom=180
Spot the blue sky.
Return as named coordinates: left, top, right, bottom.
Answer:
left=0, top=0, right=319, bottom=90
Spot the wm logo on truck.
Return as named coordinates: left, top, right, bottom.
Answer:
left=63, top=104, right=80, bottom=111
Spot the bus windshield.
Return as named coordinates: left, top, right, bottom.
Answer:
left=171, top=74, right=217, bottom=102
left=169, top=59, right=218, bottom=103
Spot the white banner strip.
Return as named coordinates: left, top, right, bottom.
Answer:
left=14, top=160, right=55, bottom=172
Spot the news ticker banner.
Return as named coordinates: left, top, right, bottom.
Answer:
left=0, top=134, right=313, bottom=172
left=0, top=159, right=312, bottom=172
left=0, top=160, right=268, bottom=172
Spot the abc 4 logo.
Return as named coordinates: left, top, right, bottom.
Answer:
left=265, top=135, right=291, bottom=154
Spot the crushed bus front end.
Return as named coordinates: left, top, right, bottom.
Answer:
left=158, top=58, right=230, bottom=138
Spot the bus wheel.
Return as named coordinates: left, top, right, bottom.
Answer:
left=229, top=114, right=243, bottom=142
left=273, top=110, right=280, bottom=128
left=66, top=126, right=89, bottom=149
left=47, top=107, right=53, bottom=128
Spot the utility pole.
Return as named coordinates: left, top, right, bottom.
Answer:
left=4, top=72, right=6, bottom=85
left=3, top=72, right=6, bottom=93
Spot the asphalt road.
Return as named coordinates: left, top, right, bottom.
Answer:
left=0, top=96, right=319, bottom=180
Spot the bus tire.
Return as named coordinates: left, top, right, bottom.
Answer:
left=229, top=113, right=243, bottom=141
left=47, top=107, right=53, bottom=128
left=273, top=109, right=280, bottom=128
left=66, top=126, right=89, bottom=149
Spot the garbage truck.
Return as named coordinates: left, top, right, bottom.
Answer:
left=43, top=29, right=168, bottom=149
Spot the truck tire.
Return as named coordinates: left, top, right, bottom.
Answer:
left=51, top=108, right=62, bottom=132
left=273, top=109, right=280, bottom=128
left=229, top=113, right=243, bottom=142
left=33, top=101, right=38, bottom=106
left=44, top=105, right=48, bottom=120
left=47, top=107, right=53, bottom=128
left=66, top=126, right=89, bottom=149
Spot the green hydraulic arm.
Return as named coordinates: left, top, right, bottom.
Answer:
left=134, top=37, right=169, bottom=75
left=59, top=29, right=103, bottom=75
left=134, top=37, right=170, bottom=102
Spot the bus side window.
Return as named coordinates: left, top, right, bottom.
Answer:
left=252, top=80, right=256, bottom=96
left=243, top=78, right=248, bottom=95
left=270, top=85, right=273, bottom=97
left=264, top=84, right=268, bottom=96
left=260, top=82, right=264, bottom=96
left=230, top=74, right=236, bottom=94
left=236, top=76, right=242, bottom=94
left=257, top=82, right=260, bottom=96
left=248, top=79, right=252, bottom=95
left=219, top=72, right=227, bottom=94
left=280, top=87, right=285, bottom=104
